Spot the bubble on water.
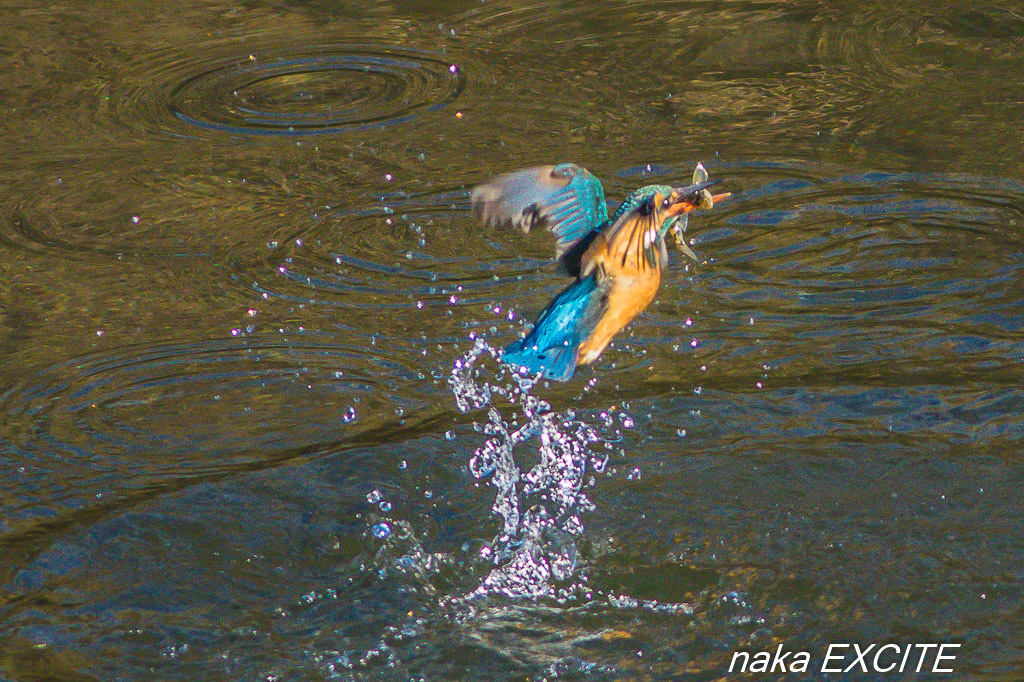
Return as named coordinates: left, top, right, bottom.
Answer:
left=366, top=489, right=383, bottom=504
left=372, top=522, right=391, bottom=539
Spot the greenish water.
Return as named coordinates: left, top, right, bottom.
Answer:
left=1, top=0, right=1023, bottom=679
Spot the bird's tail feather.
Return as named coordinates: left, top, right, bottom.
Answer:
left=502, top=275, right=604, bottom=381
left=502, top=337, right=580, bottom=382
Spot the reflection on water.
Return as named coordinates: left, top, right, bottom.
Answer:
left=1, top=0, right=1024, bottom=678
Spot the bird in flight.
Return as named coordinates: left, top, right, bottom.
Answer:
left=472, top=162, right=729, bottom=381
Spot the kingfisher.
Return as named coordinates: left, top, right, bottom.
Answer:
left=472, top=162, right=729, bottom=381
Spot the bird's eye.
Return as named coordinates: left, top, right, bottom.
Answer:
left=661, top=197, right=671, bottom=210
left=638, top=199, right=653, bottom=216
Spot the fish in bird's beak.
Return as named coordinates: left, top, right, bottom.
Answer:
left=662, top=163, right=732, bottom=260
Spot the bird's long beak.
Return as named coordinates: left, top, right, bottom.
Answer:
left=665, top=182, right=733, bottom=217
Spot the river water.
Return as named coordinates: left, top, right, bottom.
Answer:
left=1, top=0, right=1022, bottom=679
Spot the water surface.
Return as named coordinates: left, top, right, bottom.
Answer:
left=1, top=0, right=1023, bottom=679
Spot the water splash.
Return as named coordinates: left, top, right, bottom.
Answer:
left=449, top=337, right=608, bottom=600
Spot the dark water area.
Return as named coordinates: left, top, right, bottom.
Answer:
left=1, top=0, right=1023, bottom=679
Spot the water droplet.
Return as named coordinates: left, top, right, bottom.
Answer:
left=676, top=428, right=687, bottom=437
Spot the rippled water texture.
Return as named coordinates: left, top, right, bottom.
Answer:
left=1, top=0, right=1023, bottom=679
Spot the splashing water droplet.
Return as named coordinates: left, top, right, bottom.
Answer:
left=448, top=338, right=609, bottom=599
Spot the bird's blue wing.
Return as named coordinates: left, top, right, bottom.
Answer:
left=472, top=163, right=609, bottom=259
left=502, top=274, right=607, bottom=381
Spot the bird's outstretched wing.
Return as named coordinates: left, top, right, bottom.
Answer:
left=471, top=162, right=609, bottom=260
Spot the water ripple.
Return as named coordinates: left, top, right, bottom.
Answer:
left=237, top=187, right=551, bottom=310
left=631, top=161, right=1024, bottom=392
left=0, top=335, right=437, bottom=548
left=168, top=45, right=465, bottom=137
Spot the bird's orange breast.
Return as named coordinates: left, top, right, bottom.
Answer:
left=576, top=226, right=663, bottom=364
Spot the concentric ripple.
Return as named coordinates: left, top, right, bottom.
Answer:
left=168, top=45, right=465, bottom=136
left=234, top=187, right=553, bottom=313
left=0, top=335, right=437, bottom=545
left=0, top=161, right=305, bottom=259
left=637, top=160, right=1024, bottom=390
